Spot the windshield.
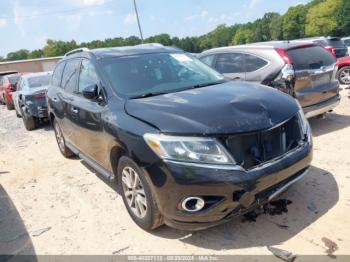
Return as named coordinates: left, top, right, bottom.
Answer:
left=101, top=52, right=225, bottom=98
left=27, top=75, right=51, bottom=88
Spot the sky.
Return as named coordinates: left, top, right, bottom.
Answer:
left=0, top=0, right=311, bottom=57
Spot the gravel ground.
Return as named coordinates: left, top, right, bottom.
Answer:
left=0, top=87, right=350, bottom=257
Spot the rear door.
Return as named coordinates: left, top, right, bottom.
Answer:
left=59, top=59, right=82, bottom=145
left=213, top=53, right=246, bottom=81
left=288, top=46, right=338, bottom=107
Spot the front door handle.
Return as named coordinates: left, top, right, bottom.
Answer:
left=52, top=97, right=58, bottom=102
left=71, top=107, right=79, bottom=114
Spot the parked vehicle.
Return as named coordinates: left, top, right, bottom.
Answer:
left=0, top=71, right=18, bottom=105
left=12, top=72, right=52, bottom=130
left=297, top=36, right=348, bottom=59
left=342, top=37, right=350, bottom=54
left=336, top=56, right=350, bottom=85
left=47, top=45, right=312, bottom=231
left=0, top=73, right=21, bottom=110
left=198, top=41, right=340, bottom=119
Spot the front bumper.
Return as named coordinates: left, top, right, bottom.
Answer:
left=303, top=95, right=340, bottom=118
left=143, top=142, right=312, bottom=231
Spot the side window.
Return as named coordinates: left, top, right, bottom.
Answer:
left=199, top=55, right=215, bottom=67
left=78, top=59, right=99, bottom=94
left=215, top=53, right=245, bottom=74
left=52, top=62, right=65, bottom=87
left=61, top=59, right=81, bottom=93
left=345, top=39, right=350, bottom=46
left=245, top=54, right=268, bottom=72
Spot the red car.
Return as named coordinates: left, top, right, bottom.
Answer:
left=337, top=56, right=350, bottom=85
left=0, top=73, right=21, bottom=110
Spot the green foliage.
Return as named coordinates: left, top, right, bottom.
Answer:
left=305, top=0, right=342, bottom=36
left=6, top=49, right=29, bottom=61
left=1, top=0, right=349, bottom=62
left=283, top=5, right=307, bottom=39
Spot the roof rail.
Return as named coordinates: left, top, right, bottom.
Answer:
left=137, top=43, right=164, bottom=47
left=64, top=48, right=90, bottom=57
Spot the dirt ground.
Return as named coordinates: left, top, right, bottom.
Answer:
left=1, top=87, right=350, bottom=257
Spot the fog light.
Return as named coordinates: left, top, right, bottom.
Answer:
left=181, top=197, right=205, bottom=212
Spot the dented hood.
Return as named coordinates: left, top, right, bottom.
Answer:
left=125, top=81, right=299, bottom=135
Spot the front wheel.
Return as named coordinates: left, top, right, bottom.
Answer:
left=5, top=99, right=14, bottom=110
left=118, top=156, right=163, bottom=230
left=338, top=66, right=350, bottom=85
left=53, top=118, right=75, bottom=158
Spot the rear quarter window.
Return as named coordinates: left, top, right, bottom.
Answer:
left=245, top=54, right=268, bottom=72
left=199, top=55, right=215, bottom=67
left=287, top=46, right=336, bottom=70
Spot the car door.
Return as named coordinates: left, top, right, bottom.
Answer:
left=58, top=58, right=82, bottom=145
left=12, top=78, right=22, bottom=114
left=213, top=53, right=246, bottom=81
left=69, top=58, right=109, bottom=168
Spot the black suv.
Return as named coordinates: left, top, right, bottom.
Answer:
left=47, top=44, right=312, bottom=231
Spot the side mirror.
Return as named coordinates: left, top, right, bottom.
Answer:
left=82, top=84, right=98, bottom=100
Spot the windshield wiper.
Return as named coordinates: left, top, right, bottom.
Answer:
left=189, top=80, right=226, bottom=89
left=129, top=92, right=168, bottom=99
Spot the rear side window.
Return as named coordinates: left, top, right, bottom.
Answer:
left=61, top=59, right=81, bottom=93
left=52, top=62, right=65, bottom=87
left=199, top=55, right=215, bottom=67
left=287, top=46, right=336, bottom=70
left=344, top=39, right=350, bottom=46
left=245, top=54, right=268, bottom=72
left=215, top=53, right=245, bottom=73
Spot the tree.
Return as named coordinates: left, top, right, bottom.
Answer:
left=269, top=14, right=283, bottom=40
left=43, top=39, right=78, bottom=57
left=28, top=49, right=44, bottom=59
left=283, top=5, right=307, bottom=39
left=6, top=49, right=29, bottom=61
left=305, top=0, right=342, bottom=36
left=232, top=23, right=256, bottom=45
left=337, top=0, right=350, bottom=35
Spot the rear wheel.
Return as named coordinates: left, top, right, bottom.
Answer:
left=338, top=66, right=350, bottom=85
left=118, top=156, right=163, bottom=230
left=53, top=118, right=75, bottom=158
left=5, top=97, right=14, bottom=110
left=21, top=109, right=37, bottom=131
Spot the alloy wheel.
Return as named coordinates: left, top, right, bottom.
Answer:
left=121, top=166, right=148, bottom=218
left=339, top=68, right=350, bottom=84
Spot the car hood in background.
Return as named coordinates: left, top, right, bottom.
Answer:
left=125, top=82, right=299, bottom=135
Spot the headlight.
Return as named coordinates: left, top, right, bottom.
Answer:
left=143, top=133, right=235, bottom=165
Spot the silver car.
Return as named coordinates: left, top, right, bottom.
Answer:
left=198, top=41, right=340, bottom=119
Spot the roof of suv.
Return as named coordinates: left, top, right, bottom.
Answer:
left=200, top=41, right=315, bottom=55
left=64, top=44, right=182, bottom=59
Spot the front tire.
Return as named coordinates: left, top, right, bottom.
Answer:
left=118, top=156, right=163, bottom=230
left=5, top=99, right=14, bottom=110
left=338, top=66, right=350, bottom=85
left=53, top=118, right=75, bottom=158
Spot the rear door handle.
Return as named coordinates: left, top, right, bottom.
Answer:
left=71, top=107, right=79, bottom=114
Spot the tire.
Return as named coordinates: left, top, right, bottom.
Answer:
left=118, top=156, right=163, bottom=230
left=22, top=111, right=37, bottom=131
left=53, top=118, right=75, bottom=158
left=5, top=99, right=14, bottom=110
left=338, top=66, right=350, bottom=85
left=15, top=108, right=21, bottom=118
